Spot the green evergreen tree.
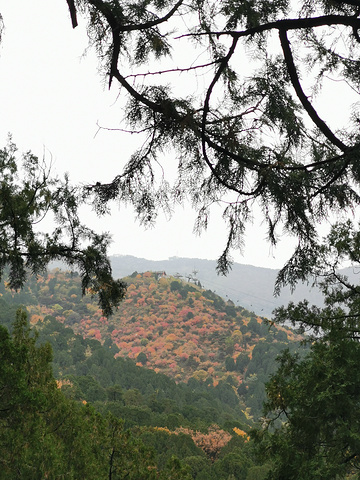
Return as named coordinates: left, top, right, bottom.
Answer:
left=255, top=223, right=360, bottom=478
left=0, top=309, right=108, bottom=478
left=0, top=138, right=126, bottom=315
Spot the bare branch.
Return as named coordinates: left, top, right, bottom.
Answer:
left=124, top=59, right=221, bottom=80
left=175, top=15, right=360, bottom=41
left=88, top=0, right=184, bottom=33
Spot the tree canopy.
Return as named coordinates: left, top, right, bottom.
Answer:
left=257, top=338, right=360, bottom=479
left=61, top=0, right=360, bottom=274
left=0, top=137, right=126, bottom=316
left=254, top=221, right=360, bottom=478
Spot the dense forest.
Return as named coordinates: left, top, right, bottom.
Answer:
left=1, top=270, right=304, bottom=415
left=0, top=269, right=306, bottom=478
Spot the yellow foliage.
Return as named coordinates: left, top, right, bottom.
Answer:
left=86, top=303, right=98, bottom=314
left=56, top=378, right=73, bottom=389
left=85, top=345, right=92, bottom=358
left=232, top=329, right=242, bottom=340
left=233, top=427, right=250, bottom=441
left=191, top=369, right=208, bottom=381
left=153, top=427, right=172, bottom=434
left=242, top=407, right=253, bottom=420
left=248, top=344, right=256, bottom=360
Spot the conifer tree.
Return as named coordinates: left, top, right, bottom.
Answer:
left=255, top=222, right=360, bottom=478
left=62, top=0, right=360, bottom=273
left=0, top=138, right=126, bottom=315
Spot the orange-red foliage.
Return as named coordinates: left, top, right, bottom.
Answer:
left=176, top=425, right=232, bottom=461
left=15, top=269, right=297, bottom=385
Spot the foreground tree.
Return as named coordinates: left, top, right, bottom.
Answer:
left=61, top=0, right=360, bottom=272
left=254, top=223, right=360, bottom=478
left=0, top=309, right=107, bottom=478
left=257, top=339, right=360, bottom=479
left=0, top=137, right=126, bottom=315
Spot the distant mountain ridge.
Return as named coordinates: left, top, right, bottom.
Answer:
left=109, top=255, right=324, bottom=319
left=49, top=254, right=359, bottom=318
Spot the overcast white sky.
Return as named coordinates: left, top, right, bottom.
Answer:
left=1, top=1, right=345, bottom=269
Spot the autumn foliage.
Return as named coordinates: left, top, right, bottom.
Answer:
left=0, top=269, right=300, bottom=391
left=153, top=425, right=233, bottom=462
left=177, top=425, right=232, bottom=462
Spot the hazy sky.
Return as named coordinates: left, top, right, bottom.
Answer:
left=0, top=1, right=338, bottom=269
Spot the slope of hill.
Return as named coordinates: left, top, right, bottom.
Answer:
left=49, top=255, right=360, bottom=319
left=108, top=255, right=323, bottom=319
left=2, top=306, right=277, bottom=479
left=0, top=268, right=305, bottom=418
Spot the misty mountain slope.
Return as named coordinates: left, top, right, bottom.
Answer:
left=109, top=255, right=323, bottom=319
left=49, top=254, right=360, bottom=319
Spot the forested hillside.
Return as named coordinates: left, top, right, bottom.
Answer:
left=0, top=271, right=297, bottom=480
left=0, top=269, right=304, bottom=419
left=0, top=268, right=310, bottom=478
left=51, top=255, right=325, bottom=318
